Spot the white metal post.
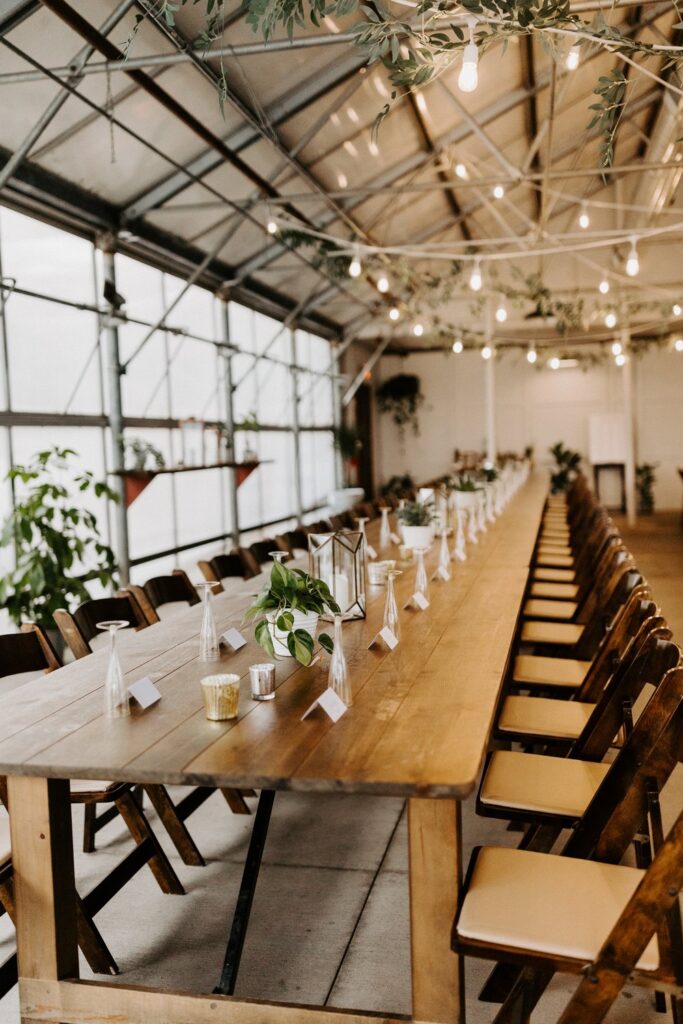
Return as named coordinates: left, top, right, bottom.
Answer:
left=218, top=290, right=240, bottom=548
left=290, top=327, right=304, bottom=524
left=98, top=237, right=130, bottom=583
left=621, top=326, right=637, bottom=526
left=484, top=298, right=496, bottom=464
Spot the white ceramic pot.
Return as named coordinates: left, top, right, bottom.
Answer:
left=454, top=490, right=480, bottom=511
left=400, top=524, right=434, bottom=550
left=266, top=608, right=319, bottom=658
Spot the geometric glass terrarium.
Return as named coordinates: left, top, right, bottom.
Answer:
left=308, top=531, right=366, bottom=621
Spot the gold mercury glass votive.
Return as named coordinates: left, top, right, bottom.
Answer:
left=200, top=673, right=241, bottom=721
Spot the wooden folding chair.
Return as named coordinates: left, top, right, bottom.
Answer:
left=476, top=635, right=680, bottom=829
left=124, top=569, right=199, bottom=625
left=248, top=539, right=291, bottom=567
left=456, top=665, right=683, bottom=1024
left=198, top=550, right=257, bottom=591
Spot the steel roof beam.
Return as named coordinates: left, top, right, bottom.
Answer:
left=123, top=50, right=366, bottom=220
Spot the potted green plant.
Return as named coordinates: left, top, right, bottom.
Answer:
left=376, top=373, right=425, bottom=439
left=0, top=448, right=119, bottom=644
left=244, top=561, right=340, bottom=665
left=236, top=411, right=260, bottom=462
left=121, top=436, right=165, bottom=472
left=636, top=463, right=657, bottom=514
left=332, top=422, right=361, bottom=488
left=396, top=499, right=435, bottom=550
left=452, top=473, right=483, bottom=510
left=549, top=442, right=582, bottom=494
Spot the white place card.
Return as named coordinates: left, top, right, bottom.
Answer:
left=368, top=625, right=399, bottom=650
left=222, top=627, right=247, bottom=651
left=366, top=543, right=378, bottom=560
left=431, top=565, right=450, bottom=582
left=301, top=687, right=348, bottom=723
left=404, top=592, right=430, bottom=610
left=128, top=676, right=162, bottom=709
left=390, top=531, right=401, bottom=545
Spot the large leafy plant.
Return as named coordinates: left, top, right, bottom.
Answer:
left=549, top=442, right=582, bottom=494
left=0, top=448, right=119, bottom=629
left=245, top=561, right=340, bottom=666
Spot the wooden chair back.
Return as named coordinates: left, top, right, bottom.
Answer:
left=577, top=591, right=660, bottom=701
left=276, top=530, right=308, bottom=553
left=0, top=625, right=61, bottom=678
left=198, top=551, right=252, bottom=592
left=248, top=540, right=283, bottom=567
left=55, top=592, right=149, bottom=660
left=144, top=570, right=200, bottom=612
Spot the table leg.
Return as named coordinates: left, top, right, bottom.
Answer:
left=7, top=777, right=79, bottom=1020
left=408, top=797, right=464, bottom=1024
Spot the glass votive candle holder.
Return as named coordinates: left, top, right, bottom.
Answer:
left=249, top=662, right=276, bottom=701
left=200, top=673, right=241, bottom=721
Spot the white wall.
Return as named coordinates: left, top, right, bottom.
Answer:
left=374, top=348, right=683, bottom=510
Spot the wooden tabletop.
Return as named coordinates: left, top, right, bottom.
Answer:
left=0, top=477, right=547, bottom=798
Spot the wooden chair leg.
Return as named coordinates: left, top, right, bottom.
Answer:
left=493, top=965, right=555, bottom=1024
left=75, top=894, right=119, bottom=976
left=143, top=785, right=205, bottom=867
left=114, top=791, right=184, bottom=896
left=0, top=877, right=118, bottom=977
left=83, top=803, right=97, bottom=853
left=221, top=788, right=252, bottom=815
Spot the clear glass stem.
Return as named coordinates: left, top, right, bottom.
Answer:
left=105, top=627, right=129, bottom=718
left=415, top=548, right=429, bottom=598
left=328, top=614, right=351, bottom=706
left=199, top=585, right=219, bottom=661
left=379, top=508, right=391, bottom=549
left=383, top=572, right=400, bottom=641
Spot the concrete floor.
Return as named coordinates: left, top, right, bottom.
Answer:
left=0, top=512, right=681, bottom=1024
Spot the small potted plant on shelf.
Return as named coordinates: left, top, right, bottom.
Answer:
left=245, top=561, right=340, bottom=665
left=395, top=499, right=436, bottom=550
left=452, top=473, right=483, bottom=510
left=236, top=411, right=260, bottom=462
left=121, top=436, right=165, bottom=472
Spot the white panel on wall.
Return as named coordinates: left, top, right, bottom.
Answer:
left=589, top=414, right=628, bottom=464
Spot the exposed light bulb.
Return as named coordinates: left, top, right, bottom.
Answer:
left=347, top=106, right=359, bottom=124
left=599, top=278, right=610, bottom=295
left=337, top=172, right=348, bottom=189
left=675, top=338, right=683, bottom=352
left=549, top=356, right=560, bottom=370
left=455, top=162, right=468, bottom=180
left=452, top=339, right=464, bottom=354
left=566, top=44, right=580, bottom=71
left=493, top=184, right=505, bottom=200
left=673, top=303, right=682, bottom=316
left=413, top=322, right=424, bottom=337
left=615, top=353, right=626, bottom=367
left=481, top=345, right=492, bottom=360
left=377, top=275, right=390, bottom=293
left=578, top=203, right=590, bottom=229
left=368, top=140, right=379, bottom=157
left=626, top=237, right=639, bottom=277
left=495, top=301, right=507, bottom=323
left=458, top=21, right=479, bottom=93
left=349, top=249, right=362, bottom=278
left=605, top=311, right=617, bottom=329
left=266, top=216, right=278, bottom=235
left=527, top=347, right=537, bottom=364
left=389, top=306, right=400, bottom=321
left=611, top=341, right=622, bottom=356
left=469, top=257, right=482, bottom=292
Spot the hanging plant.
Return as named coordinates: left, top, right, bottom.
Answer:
left=376, top=373, right=425, bottom=438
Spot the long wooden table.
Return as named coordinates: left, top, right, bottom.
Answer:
left=0, top=475, right=548, bottom=1024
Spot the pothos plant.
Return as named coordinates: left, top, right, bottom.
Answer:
left=0, top=448, right=120, bottom=630
left=376, top=373, right=425, bottom=439
left=244, top=560, right=340, bottom=666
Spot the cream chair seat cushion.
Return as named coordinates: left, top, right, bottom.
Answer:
left=538, top=545, right=572, bottom=556
left=536, top=554, right=574, bottom=568
left=456, top=846, right=659, bottom=971
left=513, top=654, right=590, bottom=688
left=497, top=695, right=596, bottom=740
left=530, top=581, right=579, bottom=599
left=521, top=621, right=584, bottom=645
left=523, top=598, right=578, bottom=620
left=534, top=567, right=576, bottom=583
left=479, top=750, right=609, bottom=817
left=69, top=779, right=119, bottom=799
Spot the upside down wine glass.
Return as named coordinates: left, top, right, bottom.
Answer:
left=196, top=582, right=220, bottom=661
left=97, top=619, right=130, bottom=718
left=328, top=614, right=352, bottom=706
left=414, top=547, right=429, bottom=600
left=383, top=569, right=402, bottom=642
left=379, top=507, right=392, bottom=550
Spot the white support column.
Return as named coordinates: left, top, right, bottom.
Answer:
left=621, top=326, right=637, bottom=526
left=290, top=327, right=304, bottom=525
left=331, top=339, right=344, bottom=490
left=217, top=289, right=240, bottom=548
left=484, top=298, right=496, bottom=465
left=98, top=237, right=130, bottom=583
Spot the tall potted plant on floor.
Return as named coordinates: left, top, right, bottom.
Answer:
left=0, top=447, right=119, bottom=650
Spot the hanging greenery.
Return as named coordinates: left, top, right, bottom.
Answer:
left=131, top=1, right=683, bottom=170
left=376, top=373, right=425, bottom=437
